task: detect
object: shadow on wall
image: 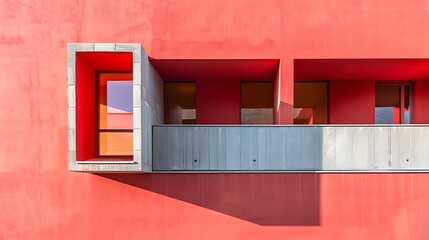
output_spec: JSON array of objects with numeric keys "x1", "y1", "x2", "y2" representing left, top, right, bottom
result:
[{"x1": 98, "y1": 173, "x2": 320, "y2": 226}]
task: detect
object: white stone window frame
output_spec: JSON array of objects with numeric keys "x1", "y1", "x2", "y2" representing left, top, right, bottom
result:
[{"x1": 68, "y1": 43, "x2": 147, "y2": 172}]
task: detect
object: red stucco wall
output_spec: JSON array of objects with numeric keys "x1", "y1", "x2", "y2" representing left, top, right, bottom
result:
[
  {"x1": 413, "y1": 80, "x2": 429, "y2": 123},
  {"x1": 330, "y1": 80, "x2": 375, "y2": 124},
  {"x1": 197, "y1": 79, "x2": 240, "y2": 124},
  {"x1": 2, "y1": 0, "x2": 429, "y2": 239}
]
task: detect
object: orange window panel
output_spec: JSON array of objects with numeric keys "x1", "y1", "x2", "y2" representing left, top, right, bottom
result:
[{"x1": 99, "y1": 132, "x2": 133, "y2": 156}]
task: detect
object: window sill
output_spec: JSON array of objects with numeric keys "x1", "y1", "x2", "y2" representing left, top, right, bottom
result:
[{"x1": 77, "y1": 157, "x2": 135, "y2": 164}]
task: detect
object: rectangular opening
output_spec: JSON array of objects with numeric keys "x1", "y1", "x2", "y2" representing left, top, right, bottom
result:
[
  {"x1": 294, "y1": 82, "x2": 328, "y2": 124},
  {"x1": 240, "y1": 82, "x2": 274, "y2": 124},
  {"x1": 97, "y1": 73, "x2": 133, "y2": 158},
  {"x1": 74, "y1": 51, "x2": 135, "y2": 163},
  {"x1": 164, "y1": 83, "x2": 196, "y2": 124},
  {"x1": 375, "y1": 83, "x2": 412, "y2": 124}
]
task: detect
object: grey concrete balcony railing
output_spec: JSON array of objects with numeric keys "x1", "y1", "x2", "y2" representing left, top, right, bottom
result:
[{"x1": 152, "y1": 125, "x2": 429, "y2": 172}]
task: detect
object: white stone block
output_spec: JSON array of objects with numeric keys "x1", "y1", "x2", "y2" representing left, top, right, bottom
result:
[
  {"x1": 133, "y1": 63, "x2": 141, "y2": 85},
  {"x1": 68, "y1": 43, "x2": 95, "y2": 52},
  {"x1": 133, "y1": 151, "x2": 142, "y2": 165},
  {"x1": 68, "y1": 151, "x2": 77, "y2": 165},
  {"x1": 133, "y1": 84, "x2": 141, "y2": 107},
  {"x1": 133, "y1": 129, "x2": 142, "y2": 151},
  {"x1": 68, "y1": 129, "x2": 76, "y2": 152},
  {"x1": 133, "y1": 107, "x2": 141, "y2": 129},
  {"x1": 68, "y1": 86, "x2": 76, "y2": 108},
  {"x1": 95, "y1": 43, "x2": 116, "y2": 51},
  {"x1": 68, "y1": 108, "x2": 76, "y2": 130},
  {"x1": 67, "y1": 61, "x2": 75, "y2": 85}
]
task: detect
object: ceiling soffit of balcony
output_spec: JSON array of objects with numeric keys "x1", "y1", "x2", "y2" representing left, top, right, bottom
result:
[
  {"x1": 294, "y1": 59, "x2": 429, "y2": 82},
  {"x1": 149, "y1": 58, "x2": 280, "y2": 82}
]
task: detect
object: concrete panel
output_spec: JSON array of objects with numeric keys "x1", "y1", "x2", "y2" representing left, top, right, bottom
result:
[
  {"x1": 284, "y1": 127, "x2": 301, "y2": 170},
  {"x1": 257, "y1": 127, "x2": 271, "y2": 170},
  {"x1": 240, "y1": 127, "x2": 251, "y2": 170},
  {"x1": 414, "y1": 127, "x2": 429, "y2": 168},
  {"x1": 270, "y1": 127, "x2": 286, "y2": 169},
  {"x1": 248, "y1": 128, "x2": 258, "y2": 170},
  {"x1": 335, "y1": 127, "x2": 353, "y2": 169},
  {"x1": 142, "y1": 101, "x2": 151, "y2": 170},
  {"x1": 209, "y1": 127, "x2": 219, "y2": 170},
  {"x1": 322, "y1": 127, "x2": 336, "y2": 170},
  {"x1": 351, "y1": 127, "x2": 371, "y2": 170},
  {"x1": 302, "y1": 127, "x2": 322, "y2": 170},
  {"x1": 184, "y1": 127, "x2": 195, "y2": 170},
  {"x1": 169, "y1": 127, "x2": 184, "y2": 170},
  {"x1": 226, "y1": 127, "x2": 241, "y2": 170},
  {"x1": 373, "y1": 127, "x2": 390, "y2": 169},
  {"x1": 152, "y1": 126, "x2": 167, "y2": 170},
  {"x1": 217, "y1": 127, "x2": 227, "y2": 170},
  {"x1": 392, "y1": 127, "x2": 415, "y2": 169},
  {"x1": 192, "y1": 127, "x2": 201, "y2": 170},
  {"x1": 152, "y1": 125, "x2": 429, "y2": 172},
  {"x1": 199, "y1": 127, "x2": 210, "y2": 170}
]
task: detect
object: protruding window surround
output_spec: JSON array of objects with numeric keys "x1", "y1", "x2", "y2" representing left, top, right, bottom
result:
[{"x1": 67, "y1": 43, "x2": 164, "y2": 172}]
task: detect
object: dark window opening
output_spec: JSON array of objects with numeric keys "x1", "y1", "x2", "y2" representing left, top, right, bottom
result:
[
  {"x1": 240, "y1": 82, "x2": 274, "y2": 124},
  {"x1": 375, "y1": 83, "x2": 412, "y2": 124},
  {"x1": 294, "y1": 82, "x2": 328, "y2": 124},
  {"x1": 164, "y1": 83, "x2": 196, "y2": 124}
]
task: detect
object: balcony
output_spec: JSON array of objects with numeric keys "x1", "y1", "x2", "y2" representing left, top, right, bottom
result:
[
  {"x1": 68, "y1": 45, "x2": 429, "y2": 173},
  {"x1": 153, "y1": 125, "x2": 429, "y2": 172}
]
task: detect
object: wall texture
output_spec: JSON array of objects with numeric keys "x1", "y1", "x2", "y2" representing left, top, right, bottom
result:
[
  {"x1": 330, "y1": 80, "x2": 375, "y2": 124},
  {"x1": 2, "y1": 0, "x2": 429, "y2": 239}
]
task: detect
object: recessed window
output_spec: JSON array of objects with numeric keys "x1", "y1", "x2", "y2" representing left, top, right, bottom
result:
[
  {"x1": 375, "y1": 84, "x2": 411, "y2": 124},
  {"x1": 240, "y1": 82, "x2": 273, "y2": 124},
  {"x1": 98, "y1": 73, "x2": 133, "y2": 157},
  {"x1": 164, "y1": 83, "x2": 196, "y2": 124},
  {"x1": 68, "y1": 43, "x2": 150, "y2": 172},
  {"x1": 294, "y1": 82, "x2": 328, "y2": 124}
]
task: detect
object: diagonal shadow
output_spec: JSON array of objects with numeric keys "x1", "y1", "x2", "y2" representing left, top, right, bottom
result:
[{"x1": 98, "y1": 173, "x2": 320, "y2": 226}]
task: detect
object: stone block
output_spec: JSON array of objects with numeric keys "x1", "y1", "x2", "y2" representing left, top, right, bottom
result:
[
  {"x1": 133, "y1": 129, "x2": 142, "y2": 151},
  {"x1": 67, "y1": 61, "x2": 75, "y2": 85},
  {"x1": 133, "y1": 107, "x2": 141, "y2": 129},
  {"x1": 68, "y1": 86, "x2": 75, "y2": 108},
  {"x1": 94, "y1": 43, "x2": 116, "y2": 51},
  {"x1": 68, "y1": 129, "x2": 76, "y2": 152},
  {"x1": 68, "y1": 43, "x2": 95, "y2": 52},
  {"x1": 133, "y1": 63, "x2": 141, "y2": 85},
  {"x1": 133, "y1": 84, "x2": 141, "y2": 107},
  {"x1": 68, "y1": 108, "x2": 76, "y2": 130}
]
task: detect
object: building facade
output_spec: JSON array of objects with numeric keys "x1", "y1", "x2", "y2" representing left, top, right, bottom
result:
[{"x1": 2, "y1": 0, "x2": 429, "y2": 239}]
